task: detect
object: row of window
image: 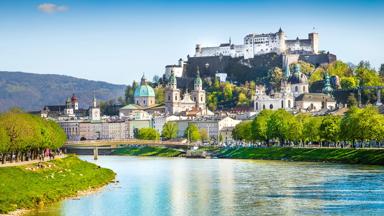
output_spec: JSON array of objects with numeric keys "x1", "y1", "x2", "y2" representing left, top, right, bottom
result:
[{"x1": 255, "y1": 100, "x2": 292, "y2": 111}]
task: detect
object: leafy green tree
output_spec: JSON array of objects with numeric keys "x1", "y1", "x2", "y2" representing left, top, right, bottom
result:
[
  {"x1": 223, "y1": 82, "x2": 233, "y2": 100},
  {"x1": 340, "y1": 77, "x2": 358, "y2": 89},
  {"x1": 267, "y1": 109, "x2": 294, "y2": 145},
  {"x1": 237, "y1": 92, "x2": 248, "y2": 105},
  {"x1": 269, "y1": 67, "x2": 283, "y2": 90},
  {"x1": 199, "y1": 128, "x2": 209, "y2": 142},
  {"x1": 308, "y1": 67, "x2": 325, "y2": 84},
  {"x1": 155, "y1": 86, "x2": 165, "y2": 104},
  {"x1": 137, "y1": 128, "x2": 160, "y2": 140},
  {"x1": 232, "y1": 121, "x2": 252, "y2": 142},
  {"x1": 303, "y1": 116, "x2": 323, "y2": 145},
  {"x1": 251, "y1": 110, "x2": 273, "y2": 143},
  {"x1": 184, "y1": 124, "x2": 200, "y2": 142},
  {"x1": 379, "y1": 64, "x2": 384, "y2": 78},
  {"x1": 327, "y1": 60, "x2": 353, "y2": 78},
  {"x1": 0, "y1": 125, "x2": 10, "y2": 163},
  {"x1": 161, "y1": 122, "x2": 178, "y2": 140},
  {"x1": 125, "y1": 81, "x2": 138, "y2": 104},
  {"x1": 319, "y1": 115, "x2": 341, "y2": 145}
]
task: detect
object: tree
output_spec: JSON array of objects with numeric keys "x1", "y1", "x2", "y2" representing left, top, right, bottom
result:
[
  {"x1": 155, "y1": 86, "x2": 165, "y2": 104},
  {"x1": 0, "y1": 125, "x2": 10, "y2": 163},
  {"x1": 347, "y1": 93, "x2": 358, "y2": 107},
  {"x1": 137, "y1": 128, "x2": 160, "y2": 140},
  {"x1": 269, "y1": 67, "x2": 283, "y2": 90},
  {"x1": 199, "y1": 128, "x2": 209, "y2": 142},
  {"x1": 340, "y1": 77, "x2": 358, "y2": 89},
  {"x1": 302, "y1": 116, "x2": 322, "y2": 145},
  {"x1": 125, "y1": 81, "x2": 138, "y2": 104},
  {"x1": 223, "y1": 82, "x2": 233, "y2": 101},
  {"x1": 379, "y1": 64, "x2": 384, "y2": 78},
  {"x1": 251, "y1": 110, "x2": 273, "y2": 143},
  {"x1": 184, "y1": 124, "x2": 200, "y2": 142},
  {"x1": 232, "y1": 121, "x2": 252, "y2": 142},
  {"x1": 319, "y1": 115, "x2": 341, "y2": 145},
  {"x1": 161, "y1": 122, "x2": 178, "y2": 140},
  {"x1": 267, "y1": 109, "x2": 294, "y2": 145},
  {"x1": 237, "y1": 92, "x2": 248, "y2": 105}
]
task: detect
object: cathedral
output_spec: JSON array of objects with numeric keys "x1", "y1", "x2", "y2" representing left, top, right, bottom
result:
[
  {"x1": 254, "y1": 64, "x2": 336, "y2": 113},
  {"x1": 165, "y1": 68, "x2": 207, "y2": 115}
]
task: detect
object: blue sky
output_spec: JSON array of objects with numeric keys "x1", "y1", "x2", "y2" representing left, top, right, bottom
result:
[{"x1": 0, "y1": 0, "x2": 383, "y2": 84}]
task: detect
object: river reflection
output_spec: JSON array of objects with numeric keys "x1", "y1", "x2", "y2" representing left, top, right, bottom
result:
[{"x1": 27, "y1": 156, "x2": 384, "y2": 216}]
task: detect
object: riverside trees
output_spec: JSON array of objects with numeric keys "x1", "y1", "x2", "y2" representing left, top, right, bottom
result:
[
  {"x1": 0, "y1": 110, "x2": 67, "y2": 164},
  {"x1": 234, "y1": 106, "x2": 384, "y2": 147}
]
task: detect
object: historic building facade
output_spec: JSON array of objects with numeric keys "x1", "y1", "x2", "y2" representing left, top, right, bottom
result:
[
  {"x1": 165, "y1": 69, "x2": 207, "y2": 115},
  {"x1": 253, "y1": 63, "x2": 334, "y2": 113},
  {"x1": 194, "y1": 28, "x2": 319, "y2": 59}
]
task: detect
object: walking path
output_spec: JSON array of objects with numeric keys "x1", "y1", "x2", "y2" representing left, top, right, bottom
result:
[{"x1": 0, "y1": 154, "x2": 65, "y2": 168}]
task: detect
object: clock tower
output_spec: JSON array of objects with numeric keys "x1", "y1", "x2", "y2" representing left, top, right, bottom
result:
[{"x1": 89, "y1": 95, "x2": 101, "y2": 121}]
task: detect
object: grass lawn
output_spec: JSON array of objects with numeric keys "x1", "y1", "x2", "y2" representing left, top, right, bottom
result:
[
  {"x1": 0, "y1": 155, "x2": 115, "y2": 214},
  {"x1": 112, "y1": 146, "x2": 184, "y2": 157},
  {"x1": 217, "y1": 147, "x2": 384, "y2": 165}
]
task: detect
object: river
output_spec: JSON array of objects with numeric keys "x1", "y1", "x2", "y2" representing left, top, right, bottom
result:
[{"x1": 27, "y1": 156, "x2": 384, "y2": 216}]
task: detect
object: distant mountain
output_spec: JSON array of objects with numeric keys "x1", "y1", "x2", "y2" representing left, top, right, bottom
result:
[{"x1": 0, "y1": 71, "x2": 126, "y2": 112}]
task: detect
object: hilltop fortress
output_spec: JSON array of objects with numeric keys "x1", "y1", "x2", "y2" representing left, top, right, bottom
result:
[
  {"x1": 164, "y1": 28, "x2": 336, "y2": 87},
  {"x1": 194, "y1": 28, "x2": 318, "y2": 59}
]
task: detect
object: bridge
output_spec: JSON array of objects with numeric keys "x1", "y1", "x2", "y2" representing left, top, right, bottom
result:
[
  {"x1": 64, "y1": 139, "x2": 189, "y2": 159},
  {"x1": 65, "y1": 139, "x2": 189, "y2": 148}
]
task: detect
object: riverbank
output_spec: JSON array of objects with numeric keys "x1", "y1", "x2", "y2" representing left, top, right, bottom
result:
[
  {"x1": 111, "y1": 146, "x2": 384, "y2": 165},
  {"x1": 112, "y1": 146, "x2": 184, "y2": 157},
  {"x1": 0, "y1": 155, "x2": 115, "y2": 214},
  {"x1": 216, "y1": 147, "x2": 384, "y2": 165}
]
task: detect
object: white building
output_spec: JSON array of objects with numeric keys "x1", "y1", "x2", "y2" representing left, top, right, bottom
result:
[
  {"x1": 164, "y1": 58, "x2": 186, "y2": 79},
  {"x1": 194, "y1": 28, "x2": 319, "y2": 59}
]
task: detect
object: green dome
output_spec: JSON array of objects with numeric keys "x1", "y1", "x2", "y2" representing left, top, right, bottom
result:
[
  {"x1": 134, "y1": 84, "x2": 155, "y2": 97},
  {"x1": 194, "y1": 68, "x2": 202, "y2": 86}
]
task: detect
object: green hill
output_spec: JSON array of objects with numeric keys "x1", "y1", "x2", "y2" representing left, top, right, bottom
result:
[{"x1": 0, "y1": 71, "x2": 126, "y2": 112}]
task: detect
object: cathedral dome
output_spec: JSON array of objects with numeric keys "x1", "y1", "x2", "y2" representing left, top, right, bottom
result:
[{"x1": 134, "y1": 75, "x2": 155, "y2": 97}]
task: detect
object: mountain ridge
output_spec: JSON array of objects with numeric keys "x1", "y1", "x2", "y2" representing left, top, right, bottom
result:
[{"x1": 0, "y1": 71, "x2": 126, "y2": 112}]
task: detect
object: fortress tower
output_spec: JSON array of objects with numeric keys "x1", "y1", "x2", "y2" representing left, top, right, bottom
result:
[
  {"x1": 278, "y1": 27, "x2": 286, "y2": 53},
  {"x1": 308, "y1": 32, "x2": 319, "y2": 54}
]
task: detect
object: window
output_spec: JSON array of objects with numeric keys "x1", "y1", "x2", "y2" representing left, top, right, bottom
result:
[
  {"x1": 303, "y1": 86, "x2": 306, "y2": 92},
  {"x1": 256, "y1": 102, "x2": 259, "y2": 110},
  {"x1": 281, "y1": 100, "x2": 284, "y2": 108},
  {"x1": 136, "y1": 100, "x2": 139, "y2": 105},
  {"x1": 175, "y1": 96, "x2": 178, "y2": 100},
  {"x1": 270, "y1": 104, "x2": 273, "y2": 109},
  {"x1": 263, "y1": 104, "x2": 266, "y2": 110},
  {"x1": 288, "y1": 100, "x2": 291, "y2": 108},
  {"x1": 295, "y1": 86, "x2": 298, "y2": 92},
  {"x1": 201, "y1": 97, "x2": 203, "y2": 102},
  {"x1": 168, "y1": 96, "x2": 170, "y2": 101},
  {"x1": 144, "y1": 100, "x2": 146, "y2": 105}
]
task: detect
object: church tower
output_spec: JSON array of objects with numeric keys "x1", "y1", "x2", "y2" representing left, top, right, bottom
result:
[
  {"x1": 165, "y1": 70, "x2": 180, "y2": 114},
  {"x1": 89, "y1": 94, "x2": 101, "y2": 121},
  {"x1": 64, "y1": 96, "x2": 74, "y2": 116},
  {"x1": 191, "y1": 67, "x2": 206, "y2": 112}
]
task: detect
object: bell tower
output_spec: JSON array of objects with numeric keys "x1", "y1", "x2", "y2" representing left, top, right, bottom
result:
[
  {"x1": 192, "y1": 67, "x2": 206, "y2": 112},
  {"x1": 165, "y1": 70, "x2": 180, "y2": 114}
]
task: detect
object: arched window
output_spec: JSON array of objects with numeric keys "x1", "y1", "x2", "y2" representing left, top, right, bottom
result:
[
  {"x1": 303, "y1": 86, "x2": 306, "y2": 92},
  {"x1": 168, "y1": 96, "x2": 170, "y2": 101},
  {"x1": 136, "y1": 100, "x2": 139, "y2": 105},
  {"x1": 144, "y1": 100, "x2": 146, "y2": 105},
  {"x1": 310, "y1": 103, "x2": 314, "y2": 110},
  {"x1": 295, "y1": 86, "x2": 298, "y2": 92},
  {"x1": 281, "y1": 100, "x2": 284, "y2": 108},
  {"x1": 270, "y1": 104, "x2": 273, "y2": 109},
  {"x1": 256, "y1": 102, "x2": 259, "y2": 110},
  {"x1": 175, "y1": 95, "x2": 178, "y2": 100},
  {"x1": 263, "y1": 104, "x2": 266, "y2": 110},
  {"x1": 288, "y1": 100, "x2": 291, "y2": 108},
  {"x1": 201, "y1": 97, "x2": 203, "y2": 102}
]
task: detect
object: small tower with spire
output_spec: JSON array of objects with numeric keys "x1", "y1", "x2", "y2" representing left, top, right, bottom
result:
[
  {"x1": 89, "y1": 93, "x2": 101, "y2": 121},
  {"x1": 165, "y1": 69, "x2": 181, "y2": 114},
  {"x1": 322, "y1": 72, "x2": 333, "y2": 95},
  {"x1": 192, "y1": 66, "x2": 206, "y2": 112},
  {"x1": 64, "y1": 96, "x2": 74, "y2": 116}
]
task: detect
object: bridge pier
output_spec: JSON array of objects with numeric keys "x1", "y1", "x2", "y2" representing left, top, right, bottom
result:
[
  {"x1": 93, "y1": 147, "x2": 98, "y2": 160},
  {"x1": 376, "y1": 89, "x2": 382, "y2": 106}
]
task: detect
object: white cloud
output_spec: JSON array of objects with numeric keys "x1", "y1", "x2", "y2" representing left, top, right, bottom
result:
[{"x1": 37, "y1": 3, "x2": 69, "y2": 14}]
